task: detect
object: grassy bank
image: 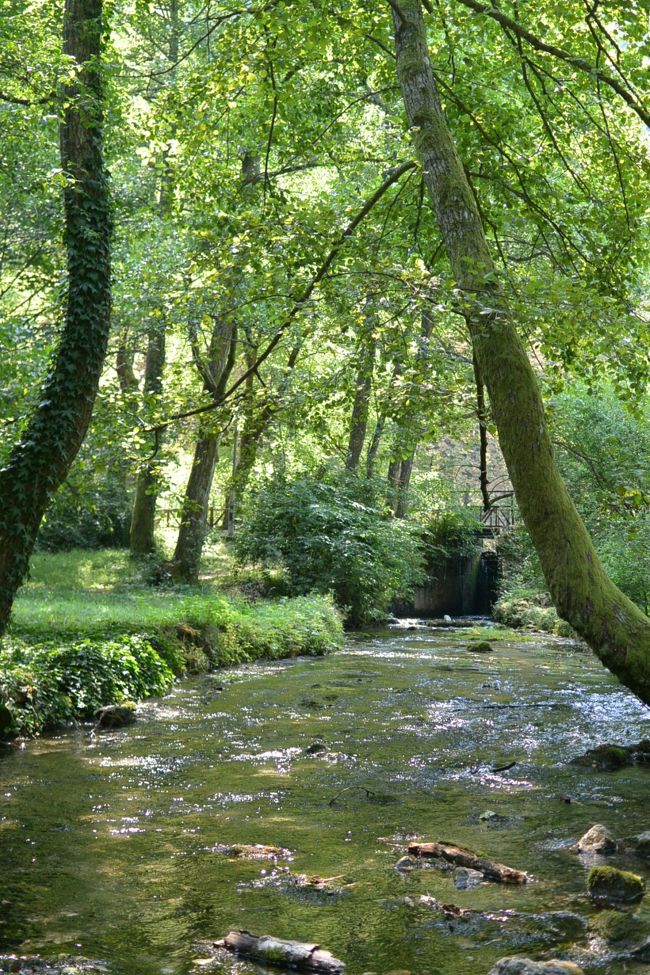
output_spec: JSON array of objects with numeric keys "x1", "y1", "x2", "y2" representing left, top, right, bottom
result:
[{"x1": 0, "y1": 550, "x2": 343, "y2": 737}]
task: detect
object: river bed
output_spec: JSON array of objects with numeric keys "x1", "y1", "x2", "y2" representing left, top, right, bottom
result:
[{"x1": 1, "y1": 623, "x2": 649, "y2": 975}]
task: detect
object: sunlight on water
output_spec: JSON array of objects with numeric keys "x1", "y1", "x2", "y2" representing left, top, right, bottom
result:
[{"x1": 1, "y1": 627, "x2": 649, "y2": 975}]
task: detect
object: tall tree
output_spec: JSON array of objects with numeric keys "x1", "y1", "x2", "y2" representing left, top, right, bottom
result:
[
  {"x1": 390, "y1": 0, "x2": 650, "y2": 702},
  {"x1": 172, "y1": 318, "x2": 236, "y2": 583},
  {"x1": 0, "y1": 0, "x2": 111, "y2": 633}
]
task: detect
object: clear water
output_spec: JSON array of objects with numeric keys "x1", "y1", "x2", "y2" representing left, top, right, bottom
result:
[{"x1": 1, "y1": 625, "x2": 649, "y2": 975}]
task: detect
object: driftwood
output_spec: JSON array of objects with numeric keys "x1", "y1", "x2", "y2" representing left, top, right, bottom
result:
[
  {"x1": 216, "y1": 931, "x2": 345, "y2": 973},
  {"x1": 408, "y1": 841, "x2": 530, "y2": 884}
]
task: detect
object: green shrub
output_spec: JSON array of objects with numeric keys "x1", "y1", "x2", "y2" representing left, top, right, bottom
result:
[
  {"x1": 420, "y1": 508, "x2": 483, "y2": 565},
  {"x1": 235, "y1": 472, "x2": 425, "y2": 625},
  {"x1": 0, "y1": 635, "x2": 174, "y2": 736}
]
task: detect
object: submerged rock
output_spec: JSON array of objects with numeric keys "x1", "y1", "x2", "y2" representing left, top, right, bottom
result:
[
  {"x1": 571, "y1": 740, "x2": 650, "y2": 771},
  {"x1": 0, "y1": 957, "x2": 109, "y2": 974},
  {"x1": 413, "y1": 897, "x2": 585, "y2": 948},
  {"x1": 210, "y1": 843, "x2": 293, "y2": 861},
  {"x1": 468, "y1": 641, "x2": 494, "y2": 653},
  {"x1": 625, "y1": 830, "x2": 650, "y2": 859},
  {"x1": 240, "y1": 870, "x2": 351, "y2": 904},
  {"x1": 453, "y1": 866, "x2": 484, "y2": 889},
  {"x1": 94, "y1": 703, "x2": 136, "y2": 728},
  {"x1": 587, "y1": 865, "x2": 645, "y2": 906},
  {"x1": 488, "y1": 961, "x2": 583, "y2": 975},
  {"x1": 575, "y1": 824, "x2": 617, "y2": 855},
  {"x1": 303, "y1": 741, "x2": 328, "y2": 756},
  {"x1": 588, "y1": 909, "x2": 646, "y2": 944}
]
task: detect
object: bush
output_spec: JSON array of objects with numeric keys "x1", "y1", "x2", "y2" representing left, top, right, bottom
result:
[
  {"x1": 420, "y1": 508, "x2": 483, "y2": 566},
  {"x1": 0, "y1": 635, "x2": 174, "y2": 736},
  {"x1": 235, "y1": 472, "x2": 425, "y2": 625}
]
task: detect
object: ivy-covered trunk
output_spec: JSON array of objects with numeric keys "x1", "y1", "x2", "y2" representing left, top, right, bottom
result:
[
  {"x1": 0, "y1": 0, "x2": 111, "y2": 634},
  {"x1": 391, "y1": 0, "x2": 650, "y2": 703}
]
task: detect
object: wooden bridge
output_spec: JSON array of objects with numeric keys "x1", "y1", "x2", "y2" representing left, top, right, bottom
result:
[{"x1": 469, "y1": 493, "x2": 518, "y2": 537}]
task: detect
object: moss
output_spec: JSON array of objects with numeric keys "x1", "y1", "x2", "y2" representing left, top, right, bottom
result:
[
  {"x1": 587, "y1": 866, "x2": 645, "y2": 905},
  {"x1": 572, "y1": 743, "x2": 631, "y2": 771}
]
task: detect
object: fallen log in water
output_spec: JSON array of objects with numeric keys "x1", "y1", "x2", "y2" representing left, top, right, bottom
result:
[
  {"x1": 216, "y1": 931, "x2": 345, "y2": 972},
  {"x1": 407, "y1": 841, "x2": 530, "y2": 883}
]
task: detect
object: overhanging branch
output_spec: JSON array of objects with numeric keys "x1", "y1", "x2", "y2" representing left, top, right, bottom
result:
[
  {"x1": 147, "y1": 160, "x2": 417, "y2": 432},
  {"x1": 455, "y1": 0, "x2": 650, "y2": 128}
]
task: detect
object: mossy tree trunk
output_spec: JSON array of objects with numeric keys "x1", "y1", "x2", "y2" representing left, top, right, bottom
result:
[
  {"x1": 391, "y1": 0, "x2": 650, "y2": 703},
  {"x1": 0, "y1": 0, "x2": 111, "y2": 634}
]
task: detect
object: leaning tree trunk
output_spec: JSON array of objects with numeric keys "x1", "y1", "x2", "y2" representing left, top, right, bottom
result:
[
  {"x1": 0, "y1": 0, "x2": 111, "y2": 634},
  {"x1": 391, "y1": 0, "x2": 650, "y2": 702}
]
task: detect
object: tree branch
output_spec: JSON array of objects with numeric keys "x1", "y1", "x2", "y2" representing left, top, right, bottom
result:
[
  {"x1": 455, "y1": 0, "x2": 650, "y2": 127},
  {"x1": 147, "y1": 160, "x2": 417, "y2": 432}
]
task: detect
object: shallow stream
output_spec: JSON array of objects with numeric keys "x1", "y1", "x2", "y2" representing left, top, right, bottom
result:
[{"x1": 1, "y1": 624, "x2": 650, "y2": 975}]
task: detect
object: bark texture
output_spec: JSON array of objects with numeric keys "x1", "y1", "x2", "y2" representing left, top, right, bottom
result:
[
  {"x1": 172, "y1": 320, "x2": 236, "y2": 582},
  {"x1": 345, "y1": 303, "x2": 376, "y2": 470},
  {"x1": 0, "y1": 0, "x2": 111, "y2": 633},
  {"x1": 391, "y1": 0, "x2": 650, "y2": 702},
  {"x1": 129, "y1": 320, "x2": 166, "y2": 555}
]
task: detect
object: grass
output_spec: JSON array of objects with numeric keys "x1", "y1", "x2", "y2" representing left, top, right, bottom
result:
[{"x1": 1, "y1": 548, "x2": 343, "y2": 737}]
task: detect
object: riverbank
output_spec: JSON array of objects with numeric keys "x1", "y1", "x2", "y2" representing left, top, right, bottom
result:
[{"x1": 0, "y1": 550, "x2": 343, "y2": 737}]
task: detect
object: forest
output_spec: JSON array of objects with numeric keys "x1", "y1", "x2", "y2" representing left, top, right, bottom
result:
[{"x1": 0, "y1": 0, "x2": 649, "y2": 973}]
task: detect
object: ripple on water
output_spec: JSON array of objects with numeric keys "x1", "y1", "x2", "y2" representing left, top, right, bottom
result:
[{"x1": 1, "y1": 630, "x2": 650, "y2": 975}]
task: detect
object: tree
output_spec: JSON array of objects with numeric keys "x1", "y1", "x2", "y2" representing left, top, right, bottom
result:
[
  {"x1": 390, "y1": 0, "x2": 650, "y2": 702},
  {"x1": 0, "y1": 0, "x2": 111, "y2": 633}
]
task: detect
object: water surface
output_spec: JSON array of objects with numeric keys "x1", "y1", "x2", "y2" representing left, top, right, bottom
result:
[{"x1": 1, "y1": 624, "x2": 649, "y2": 974}]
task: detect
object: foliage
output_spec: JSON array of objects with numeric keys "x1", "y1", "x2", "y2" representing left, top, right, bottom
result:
[
  {"x1": 37, "y1": 467, "x2": 131, "y2": 552},
  {"x1": 235, "y1": 472, "x2": 425, "y2": 624},
  {"x1": 1, "y1": 548, "x2": 343, "y2": 736},
  {"x1": 420, "y1": 508, "x2": 483, "y2": 566},
  {"x1": 0, "y1": 634, "x2": 173, "y2": 736}
]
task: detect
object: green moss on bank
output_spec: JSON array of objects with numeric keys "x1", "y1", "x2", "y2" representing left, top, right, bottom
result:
[
  {"x1": 1, "y1": 586, "x2": 343, "y2": 737},
  {"x1": 493, "y1": 594, "x2": 574, "y2": 637}
]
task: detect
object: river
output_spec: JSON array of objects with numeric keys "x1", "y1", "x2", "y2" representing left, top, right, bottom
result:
[{"x1": 1, "y1": 623, "x2": 649, "y2": 975}]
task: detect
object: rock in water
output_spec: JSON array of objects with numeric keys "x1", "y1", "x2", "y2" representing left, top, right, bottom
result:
[
  {"x1": 576, "y1": 824, "x2": 617, "y2": 854},
  {"x1": 469, "y1": 641, "x2": 493, "y2": 653},
  {"x1": 453, "y1": 867, "x2": 484, "y2": 889},
  {"x1": 488, "y1": 961, "x2": 584, "y2": 974},
  {"x1": 216, "y1": 932, "x2": 345, "y2": 973},
  {"x1": 94, "y1": 703, "x2": 136, "y2": 728},
  {"x1": 626, "y1": 831, "x2": 650, "y2": 859},
  {"x1": 587, "y1": 866, "x2": 645, "y2": 906}
]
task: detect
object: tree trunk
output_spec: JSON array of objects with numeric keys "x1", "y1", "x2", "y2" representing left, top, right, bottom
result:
[
  {"x1": 345, "y1": 302, "x2": 376, "y2": 470},
  {"x1": 129, "y1": 3, "x2": 178, "y2": 556},
  {"x1": 129, "y1": 321, "x2": 166, "y2": 555},
  {"x1": 391, "y1": 0, "x2": 650, "y2": 703},
  {"x1": 172, "y1": 320, "x2": 236, "y2": 582},
  {"x1": 172, "y1": 429, "x2": 220, "y2": 583},
  {"x1": 394, "y1": 457, "x2": 414, "y2": 518},
  {"x1": 473, "y1": 350, "x2": 491, "y2": 513},
  {"x1": 0, "y1": 0, "x2": 111, "y2": 634}
]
